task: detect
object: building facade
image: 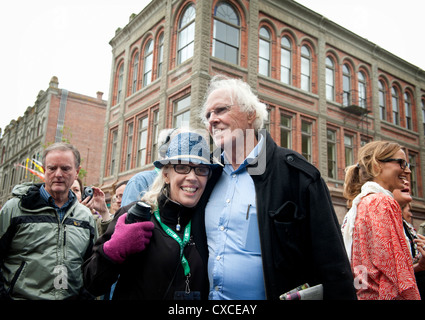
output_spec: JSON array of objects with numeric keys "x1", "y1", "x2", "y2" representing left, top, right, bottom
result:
[
  {"x1": 100, "y1": 0, "x2": 425, "y2": 228},
  {"x1": 0, "y1": 76, "x2": 107, "y2": 206}
]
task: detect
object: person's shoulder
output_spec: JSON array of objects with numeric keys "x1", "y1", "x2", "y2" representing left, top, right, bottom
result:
[
  {"x1": 74, "y1": 201, "x2": 95, "y2": 219},
  {"x1": 276, "y1": 147, "x2": 320, "y2": 180},
  {"x1": 131, "y1": 169, "x2": 158, "y2": 182},
  {"x1": 360, "y1": 192, "x2": 399, "y2": 214},
  {"x1": 365, "y1": 192, "x2": 398, "y2": 207}
]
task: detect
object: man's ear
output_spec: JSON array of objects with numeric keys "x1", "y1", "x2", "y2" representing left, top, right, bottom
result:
[
  {"x1": 247, "y1": 110, "x2": 256, "y2": 124},
  {"x1": 76, "y1": 166, "x2": 81, "y2": 179}
]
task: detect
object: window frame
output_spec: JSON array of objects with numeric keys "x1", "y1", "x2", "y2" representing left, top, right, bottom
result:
[
  {"x1": 408, "y1": 152, "x2": 418, "y2": 197},
  {"x1": 358, "y1": 71, "x2": 367, "y2": 109},
  {"x1": 301, "y1": 120, "x2": 312, "y2": 162},
  {"x1": 157, "y1": 32, "x2": 164, "y2": 78},
  {"x1": 378, "y1": 80, "x2": 387, "y2": 121},
  {"x1": 115, "y1": 62, "x2": 124, "y2": 105},
  {"x1": 136, "y1": 115, "x2": 149, "y2": 167},
  {"x1": 131, "y1": 51, "x2": 140, "y2": 95},
  {"x1": 173, "y1": 95, "x2": 191, "y2": 128},
  {"x1": 325, "y1": 56, "x2": 335, "y2": 101},
  {"x1": 404, "y1": 92, "x2": 412, "y2": 130},
  {"x1": 300, "y1": 45, "x2": 311, "y2": 92},
  {"x1": 212, "y1": 2, "x2": 240, "y2": 65},
  {"x1": 342, "y1": 64, "x2": 352, "y2": 107},
  {"x1": 108, "y1": 128, "x2": 118, "y2": 176},
  {"x1": 143, "y1": 39, "x2": 154, "y2": 87},
  {"x1": 421, "y1": 98, "x2": 425, "y2": 135},
  {"x1": 344, "y1": 134, "x2": 354, "y2": 167},
  {"x1": 280, "y1": 36, "x2": 292, "y2": 85},
  {"x1": 125, "y1": 121, "x2": 134, "y2": 171},
  {"x1": 391, "y1": 86, "x2": 400, "y2": 126},
  {"x1": 177, "y1": 4, "x2": 196, "y2": 65},
  {"x1": 327, "y1": 128, "x2": 337, "y2": 179},
  {"x1": 279, "y1": 113, "x2": 292, "y2": 149},
  {"x1": 259, "y1": 27, "x2": 271, "y2": 77}
]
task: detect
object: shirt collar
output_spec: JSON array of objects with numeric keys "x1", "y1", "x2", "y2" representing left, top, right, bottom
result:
[
  {"x1": 40, "y1": 184, "x2": 75, "y2": 208},
  {"x1": 222, "y1": 134, "x2": 264, "y2": 175}
]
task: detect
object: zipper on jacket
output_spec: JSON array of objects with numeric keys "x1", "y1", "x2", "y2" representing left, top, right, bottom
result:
[
  {"x1": 63, "y1": 225, "x2": 66, "y2": 246},
  {"x1": 63, "y1": 225, "x2": 67, "y2": 259},
  {"x1": 7, "y1": 261, "x2": 26, "y2": 296}
]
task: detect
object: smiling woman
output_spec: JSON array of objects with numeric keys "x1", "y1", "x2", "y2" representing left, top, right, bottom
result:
[
  {"x1": 83, "y1": 130, "x2": 220, "y2": 300},
  {"x1": 341, "y1": 140, "x2": 420, "y2": 300}
]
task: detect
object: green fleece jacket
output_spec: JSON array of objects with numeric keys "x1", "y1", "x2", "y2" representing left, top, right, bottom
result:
[{"x1": 0, "y1": 183, "x2": 97, "y2": 300}]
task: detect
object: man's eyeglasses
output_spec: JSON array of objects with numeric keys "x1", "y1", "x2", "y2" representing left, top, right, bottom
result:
[
  {"x1": 380, "y1": 158, "x2": 410, "y2": 170},
  {"x1": 205, "y1": 105, "x2": 233, "y2": 121},
  {"x1": 173, "y1": 164, "x2": 211, "y2": 176}
]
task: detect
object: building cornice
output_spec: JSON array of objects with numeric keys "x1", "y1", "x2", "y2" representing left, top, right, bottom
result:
[
  {"x1": 109, "y1": 0, "x2": 166, "y2": 49},
  {"x1": 269, "y1": 0, "x2": 424, "y2": 82}
]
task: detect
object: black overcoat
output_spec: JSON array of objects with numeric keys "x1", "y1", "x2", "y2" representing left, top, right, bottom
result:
[{"x1": 192, "y1": 131, "x2": 357, "y2": 300}]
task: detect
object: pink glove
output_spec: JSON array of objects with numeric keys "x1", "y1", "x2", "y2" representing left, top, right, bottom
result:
[{"x1": 103, "y1": 213, "x2": 154, "y2": 263}]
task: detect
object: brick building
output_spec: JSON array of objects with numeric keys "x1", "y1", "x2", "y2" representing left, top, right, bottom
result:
[
  {"x1": 100, "y1": 0, "x2": 425, "y2": 228},
  {"x1": 0, "y1": 76, "x2": 107, "y2": 206}
]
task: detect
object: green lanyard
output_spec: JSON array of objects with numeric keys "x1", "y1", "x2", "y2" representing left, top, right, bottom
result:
[{"x1": 153, "y1": 207, "x2": 191, "y2": 277}]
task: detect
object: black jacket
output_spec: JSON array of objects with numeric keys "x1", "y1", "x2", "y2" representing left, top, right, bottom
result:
[
  {"x1": 82, "y1": 194, "x2": 208, "y2": 300},
  {"x1": 192, "y1": 131, "x2": 357, "y2": 300}
]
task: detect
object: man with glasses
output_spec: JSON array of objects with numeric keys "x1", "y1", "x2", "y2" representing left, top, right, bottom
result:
[{"x1": 193, "y1": 75, "x2": 356, "y2": 300}]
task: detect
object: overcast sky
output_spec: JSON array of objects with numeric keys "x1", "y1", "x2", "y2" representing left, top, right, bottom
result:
[{"x1": 1, "y1": 0, "x2": 424, "y2": 134}]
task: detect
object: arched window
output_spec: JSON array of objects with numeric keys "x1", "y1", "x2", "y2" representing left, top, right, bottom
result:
[
  {"x1": 358, "y1": 71, "x2": 367, "y2": 108},
  {"x1": 325, "y1": 57, "x2": 335, "y2": 101},
  {"x1": 143, "y1": 39, "x2": 153, "y2": 87},
  {"x1": 378, "y1": 80, "x2": 386, "y2": 120},
  {"x1": 391, "y1": 87, "x2": 400, "y2": 125},
  {"x1": 300, "y1": 45, "x2": 311, "y2": 92},
  {"x1": 178, "y1": 4, "x2": 195, "y2": 65},
  {"x1": 131, "y1": 51, "x2": 139, "y2": 94},
  {"x1": 157, "y1": 33, "x2": 164, "y2": 77},
  {"x1": 404, "y1": 92, "x2": 412, "y2": 130},
  {"x1": 259, "y1": 27, "x2": 271, "y2": 76},
  {"x1": 422, "y1": 98, "x2": 425, "y2": 134},
  {"x1": 1, "y1": 146, "x2": 5, "y2": 164},
  {"x1": 342, "y1": 64, "x2": 351, "y2": 106},
  {"x1": 116, "y1": 63, "x2": 124, "y2": 104},
  {"x1": 281, "y1": 36, "x2": 292, "y2": 84},
  {"x1": 213, "y1": 3, "x2": 240, "y2": 64}
]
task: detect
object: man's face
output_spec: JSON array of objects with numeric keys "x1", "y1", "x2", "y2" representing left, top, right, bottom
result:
[
  {"x1": 115, "y1": 184, "x2": 126, "y2": 207},
  {"x1": 204, "y1": 88, "x2": 255, "y2": 150},
  {"x1": 43, "y1": 150, "x2": 80, "y2": 199}
]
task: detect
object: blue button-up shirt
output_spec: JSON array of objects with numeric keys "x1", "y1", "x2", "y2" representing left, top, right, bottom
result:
[
  {"x1": 40, "y1": 185, "x2": 75, "y2": 222},
  {"x1": 205, "y1": 136, "x2": 266, "y2": 300}
]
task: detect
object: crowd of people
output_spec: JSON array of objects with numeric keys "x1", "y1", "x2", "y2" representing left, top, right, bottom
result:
[{"x1": 0, "y1": 75, "x2": 424, "y2": 300}]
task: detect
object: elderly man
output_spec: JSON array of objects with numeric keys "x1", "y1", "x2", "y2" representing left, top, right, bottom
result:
[
  {"x1": 192, "y1": 75, "x2": 356, "y2": 300},
  {"x1": 0, "y1": 142, "x2": 97, "y2": 300}
]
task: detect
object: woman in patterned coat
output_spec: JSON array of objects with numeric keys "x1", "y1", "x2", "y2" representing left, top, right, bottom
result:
[{"x1": 341, "y1": 141, "x2": 421, "y2": 300}]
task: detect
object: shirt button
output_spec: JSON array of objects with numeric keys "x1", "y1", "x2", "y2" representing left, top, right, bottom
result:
[
  {"x1": 215, "y1": 286, "x2": 220, "y2": 291},
  {"x1": 226, "y1": 199, "x2": 230, "y2": 203},
  {"x1": 232, "y1": 174, "x2": 236, "y2": 178},
  {"x1": 219, "y1": 226, "x2": 225, "y2": 231},
  {"x1": 216, "y1": 255, "x2": 221, "y2": 261}
]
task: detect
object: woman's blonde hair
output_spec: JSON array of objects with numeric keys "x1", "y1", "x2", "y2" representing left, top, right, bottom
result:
[
  {"x1": 343, "y1": 140, "x2": 402, "y2": 208},
  {"x1": 140, "y1": 165, "x2": 171, "y2": 211}
]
